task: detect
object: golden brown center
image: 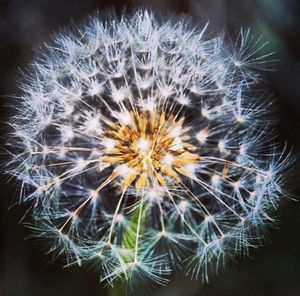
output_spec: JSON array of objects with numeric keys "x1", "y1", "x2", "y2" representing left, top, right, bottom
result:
[{"x1": 100, "y1": 111, "x2": 200, "y2": 190}]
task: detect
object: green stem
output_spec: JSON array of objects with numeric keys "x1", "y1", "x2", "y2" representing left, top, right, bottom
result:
[{"x1": 108, "y1": 201, "x2": 148, "y2": 296}]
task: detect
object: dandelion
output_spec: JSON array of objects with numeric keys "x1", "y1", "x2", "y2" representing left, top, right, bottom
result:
[{"x1": 7, "y1": 10, "x2": 291, "y2": 287}]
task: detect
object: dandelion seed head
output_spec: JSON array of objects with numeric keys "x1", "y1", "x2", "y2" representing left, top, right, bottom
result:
[
  {"x1": 196, "y1": 129, "x2": 209, "y2": 145},
  {"x1": 211, "y1": 174, "x2": 221, "y2": 187},
  {"x1": 7, "y1": 10, "x2": 292, "y2": 286},
  {"x1": 178, "y1": 200, "x2": 189, "y2": 213}
]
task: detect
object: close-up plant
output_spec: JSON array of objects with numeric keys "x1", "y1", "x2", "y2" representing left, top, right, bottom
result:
[{"x1": 1, "y1": 1, "x2": 300, "y2": 296}]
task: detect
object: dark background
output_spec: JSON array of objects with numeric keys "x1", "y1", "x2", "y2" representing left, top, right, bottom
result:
[{"x1": 1, "y1": 0, "x2": 300, "y2": 295}]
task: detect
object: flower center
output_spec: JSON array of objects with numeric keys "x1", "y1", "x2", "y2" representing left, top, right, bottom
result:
[{"x1": 101, "y1": 111, "x2": 200, "y2": 190}]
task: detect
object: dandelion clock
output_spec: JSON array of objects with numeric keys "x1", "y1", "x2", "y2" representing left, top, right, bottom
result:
[{"x1": 6, "y1": 10, "x2": 292, "y2": 292}]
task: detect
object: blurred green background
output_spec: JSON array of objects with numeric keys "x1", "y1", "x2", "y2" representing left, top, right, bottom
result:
[{"x1": 1, "y1": 0, "x2": 300, "y2": 295}]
